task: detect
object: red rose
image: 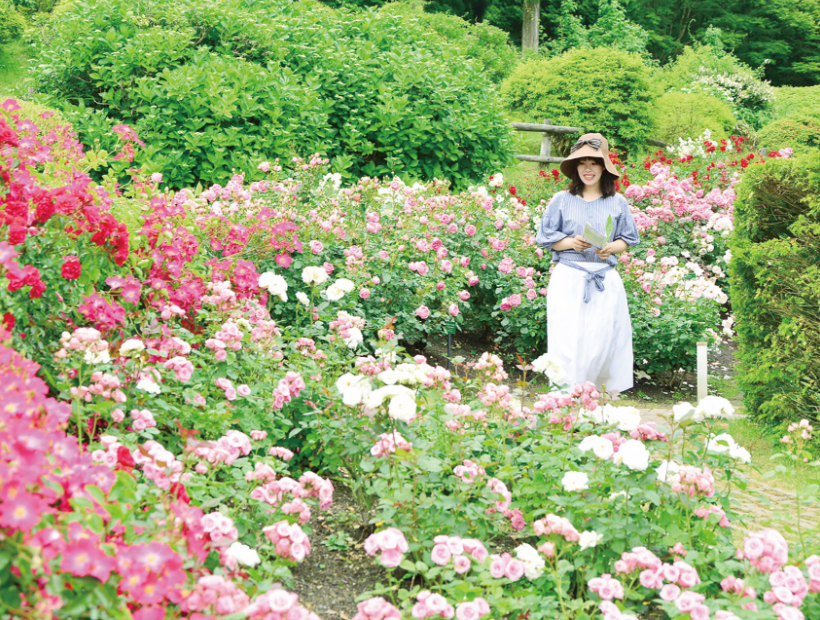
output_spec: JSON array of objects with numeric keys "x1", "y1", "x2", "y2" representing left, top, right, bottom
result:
[
  {"x1": 61, "y1": 255, "x2": 82, "y2": 280},
  {"x1": 8, "y1": 222, "x2": 26, "y2": 245},
  {"x1": 1, "y1": 313, "x2": 13, "y2": 330},
  {"x1": 116, "y1": 445, "x2": 135, "y2": 469}
]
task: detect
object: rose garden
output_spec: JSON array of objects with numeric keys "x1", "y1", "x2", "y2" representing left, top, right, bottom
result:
[{"x1": 1, "y1": 0, "x2": 819, "y2": 618}]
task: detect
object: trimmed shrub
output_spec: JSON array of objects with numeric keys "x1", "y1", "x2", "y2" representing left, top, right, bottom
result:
[
  {"x1": 755, "y1": 115, "x2": 820, "y2": 154},
  {"x1": 772, "y1": 85, "x2": 820, "y2": 120},
  {"x1": 30, "y1": 0, "x2": 513, "y2": 189},
  {"x1": 0, "y1": 0, "x2": 25, "y2": 43},
  {"x1": 10, "y1": 98, "x2": 67, "y2": 133},
  {"x1": 500, "y1": 47, "x2": 657, "y2": 157},
  {"x1": 729, "y1": 152, "x2": 820, "y2": 425},
  {"x1": 649, "y1": 91, "x2": 736, "y2": 144}
]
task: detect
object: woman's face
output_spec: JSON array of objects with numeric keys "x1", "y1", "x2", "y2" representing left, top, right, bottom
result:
[{"x1": 576, "y1": 158, "x2": 603, "y2": 188}]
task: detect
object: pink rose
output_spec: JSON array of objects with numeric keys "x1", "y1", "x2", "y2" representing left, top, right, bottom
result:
[
  {"x1": 238, "y1": 384, "x2": 251, "y2": 397},
  {"x1": 359, "y1": 288, "x2": 371, "y2": 299},
  {"x1": 225, "y1": 387, "x2": 237, "y2": 401},
  {"x1": 431, "y1": 544, "x2": 452, "y2": 566},
  {"x1": 504, "y1": 559, "x2": 525, "y2": 581},
  {"x1": 448, "y1": 304, "x2": 459, "y2": 316},
  {"x1": 489, "y1": 558, "x2": 506, "y2": 579},
  {"x1": 416, "y1": 306, "x2": 431, "y2": 320},
  {"x1": 465, "y1": 225, "x2": 477, "y2": 236},
  {"x1": 660, "y1": 584, "x2": 681, "y2": 602},
  {"x1": 456, "y1": 602, "x2": 479, "y2": 620},
  {"x1": 309, "y1": 240, "x2": 324, "y2": 254},
  {"x1": 453, "y1": 555, "x2": 471, "y2": 574},
  {"x1": 459, "y1": 291, "x2": 471, "y2": 301},
  {"x1": 111, "y1": 408, "x2": 125, "y2": 422}
]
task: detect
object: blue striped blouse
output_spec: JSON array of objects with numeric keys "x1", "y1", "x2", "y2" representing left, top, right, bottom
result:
[{"x1": 535, "y1": 190, "x2": 641, "y2": 265}]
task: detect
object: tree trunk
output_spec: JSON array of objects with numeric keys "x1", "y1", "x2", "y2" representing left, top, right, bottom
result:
[{"x1": 522, "y1": 0, "x2": 540, "y2": 51}]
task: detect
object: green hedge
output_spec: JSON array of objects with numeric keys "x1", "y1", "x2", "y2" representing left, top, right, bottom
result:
[
  {"x1": 772, "y1": 85, "x2": 820, "y2": 120},
  {"x1": 756, "y1": 115, "x2": 820, "y2": 155},
  {"x1": 649, "y1": 91, "x2": 737, "y2": 143},
  {"x1": 729, "y1": 152, "x2": 820, "y2": 425},
  {"x1": 31, "y1": 0, "x2": 513, "y2": 189},
  {"x1": 500, "y1": 47, "x2": 656, "y2": 157}
]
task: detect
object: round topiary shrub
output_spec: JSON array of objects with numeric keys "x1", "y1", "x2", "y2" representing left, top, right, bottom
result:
[
  {"x1": 649, "y1": 91, "x2": 737, "y2": 143},
  {"x1": 0, "y1": 0, "x2": 25, "y2": 44},
  {"x1": 500, "y1": 47, "x2": 657, "y2": 157},
  {"x1": 755, "y1": 115, "x2": 820, "y2": 154}
]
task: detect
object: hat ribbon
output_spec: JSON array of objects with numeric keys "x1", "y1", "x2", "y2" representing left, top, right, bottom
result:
[{"x1": 570, "y1": 138, "x2": 603, "y2": 153}]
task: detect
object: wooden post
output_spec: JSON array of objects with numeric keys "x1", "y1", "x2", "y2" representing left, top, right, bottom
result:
[
  {"x1": 539, "y1": 118, "x2": 552, "y2": 171},
  {"x1": 522, "y1": 0, "x2": 539, "y2": 52}
]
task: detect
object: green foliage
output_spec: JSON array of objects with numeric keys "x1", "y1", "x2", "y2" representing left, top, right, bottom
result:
[
  {"x1": 649, "y1": 91, "x2": 737, "y2": 144},
  {"x1": 500, "y1": 47, "x2": 657, "y2": 156},
  {"x1": 756, "y1": 116, "x2": 820, "y2": 155},
  {"x1": 772, "y1": 86, "x2": 820, "y2": 121},
  {"x1": 0, "y1": 0, "x2": 25, "y2": 43},
  {"x1": 379, "y1": 2, "x2": 518, "y2": 83},
  {"x1": 7, "y1": 97, "x2": 66, "y2": 131},
  {"x1": 729, "y1": 152, "x2": 820, "y2": 424},
  {"x1": 546, "y1": 0, "x2": 649, "y2": 57},
  {"x1": 30, "y1": 0, "x2": 513, "y2": 189},
  {"x1": 659, "y1": 36, "x2": 775, "y2": 130}
]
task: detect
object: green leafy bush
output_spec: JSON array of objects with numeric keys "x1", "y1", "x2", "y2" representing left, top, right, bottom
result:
[
  {"x1": 649, "y1": 91, "x2": 736, "y2": 144},
  {"x1": 729, "y1": 152, "x2": 820, "y2": 425},
  {"x1": 500, "y1": 47, "x2": 657, "y2": 157},
  {"x1": 755, "y1": 115, "x2": 820, "y2": 154},
  {"x1": 379, "y1": 3, "x2": 517, "y2": 83},
  {"x1": 0, "y1": 0, "x2": 25, "y2": 43},
  {"x1": 30, "y1": 0, "x2": 513, "y2": 189},
  {"x1": 660, "y1": 38, "x2": 775, "y2": 130}
]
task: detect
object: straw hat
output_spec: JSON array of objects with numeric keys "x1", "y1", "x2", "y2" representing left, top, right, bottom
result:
[{"x1": 559, "y1": 133, "x2": 621, "y2": 179}]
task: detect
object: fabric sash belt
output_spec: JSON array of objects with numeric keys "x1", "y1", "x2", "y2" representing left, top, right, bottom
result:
[{"x1": 558, "y1": 259, "x2": 614, "y2": 304}]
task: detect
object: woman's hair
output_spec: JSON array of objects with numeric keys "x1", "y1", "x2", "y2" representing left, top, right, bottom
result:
[{"x1": 567, "y1": 158, "x2": 617, "y2": 198}]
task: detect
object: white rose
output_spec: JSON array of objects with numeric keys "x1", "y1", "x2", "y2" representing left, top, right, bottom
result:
[
  {"x1": 388, "y1": 392, "x2": 417, "y2": 423},
  {"x1": 378, "y1": 369, "x2": 416, "y2": 385},
  {"x1": 672, "y1": 402, "x2": 699, "y2": 423},
  {"x1": 335, "y1": 373, "x2": 358, "y2": 394},
  {"x1": 334, "y1": 278, "x2": 355, "y2": 293},
  {"x1": 84, "y1": 349, "x2": 112, "y2": 365},
  {"x1": 326, "y1": 283, "x2": 346, "y2": 301},
  {"x1": 514, "y1": 543, "x2": 545, "y2": 580},
  {"x1": 695, "y1": 395, "x2": 734, "y2": 420},
  {"x1": 612, "y1": 439, "x2": 650, "y2": 471},
  {"x1": 302, "y1": 266, "x2": 328, "y2": 285},
  {"x1": 119, "y1": 339, "x2": 145, "y2": 357},
  {"x1": 343, "y1": 327, "x2": 364, "y2": 349},
  {"x1": 226, "y1": 542, "x2": 261, "y2": 567},
  {"x1": 708, "y1": 433, "x2": 751, "y2": 464},
  {"x1": 578, "y1": 530, "x2": 603, "y2": 550},
  {"x1": 342, "y1": 379, "x2": 371, "y2": 406},
  {"x1": 656, "y1": 460, "x2": 680, "y2": 484},
  {"x1": 296, "y1": 292, "x2": 310, "y2": 305},
  {"x1": 136, "y1": 376, "x2": 160, "y2": 394},
  {"x1": 561, "y1": 471, "x2": 589, "y2": 492},
  {"x1": 531, "y1": 353, "x2": 566, "y2": 384},
  {"x1": 578, "y1": 435, "x2": 614, "y2": 460},
  {"x1": 258, "y1": 271, "x2": 288, "y2": 301},
  {"x1": 613, "y1": 406, "x2": 642, "y2": 432}
]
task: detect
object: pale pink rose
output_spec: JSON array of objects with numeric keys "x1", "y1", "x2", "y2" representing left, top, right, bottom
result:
[
  {"x1": 459, "y1": 291, "x2": 471, "y2": 301},
  {"x1": 448, "y1": 304, "x2": 459, "y2": 316},
  {"x1": 196, "y1": 463, "x2": 208, "y2": 474},
  {"x1": 465, "y1": 224, "x2": 477, "y2": 236},
  {"x1": 538, "y1": 542, "x2": 555, "y2": 557},
  {"x1": 660, "y1": 584, "x2": 681, "y2": 602},
  {"x1": 489, "y1": 558, "x2": 506, "y2": 579},
  {"x1": 258, "y1": 161, "x2": 270, "y2": 172},
  {"x1": 505, "y1": 559, "x2": 525, "y2": 581},
  {"x1": 380, "y1": 548, "x2": 403, "y2": 567},
  {"x1": 359, "y1": 288, "x2": 371, "y2": 299},
  {"x1": 690, "y1": 605, "x2": 710, "y2": 620},
  {"x1": 238, "y1": 384, "x2": 251, "y2": 397},
  {"x1": 151, "y1": 172, "x2": 163, "y2": 183},
  {"x1": 453, "y1": 555, "x2": 471, "y2": 574},
  {"x1": 431, "y1": 544, "x2": 452, "y2": 566},
  {"x1": 309, "y1": 240, "x2": 324, "y2": 254},
  {"x1": 416, "y1": 306, "x2": 431, "y2": 319},
  {"x1": 250, "y1": 430, "x2": 267, "y2": 440},
  {"x1": 224, "y1": 387, "x2": 237, "y2": 401},
  {"x1": 111, "y1": 408, "x2": 125, "y2": 422},
  {"x1": 456, "y1": 602, "x2": 479, "y2": 620}
]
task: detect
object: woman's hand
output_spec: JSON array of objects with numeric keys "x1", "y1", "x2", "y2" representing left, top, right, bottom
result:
[
  {"x1": 595, "y1": 242, "x2": 615, "y2": 260},
  {"x1": 558, "y1": 235, "x2": 591, "y2": 252},
  {"x1": 595, "y1": 239, "x2": 628, "y2": 260}
]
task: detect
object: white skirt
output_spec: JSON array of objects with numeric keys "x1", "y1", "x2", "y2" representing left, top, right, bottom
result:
[{"x1": 547, "y1": 262, "x2": 634, "y2": 393}]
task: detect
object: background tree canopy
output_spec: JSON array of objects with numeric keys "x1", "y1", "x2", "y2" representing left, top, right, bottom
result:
[{"x1": 326, "y1": 0, "x2": 820, "y2": 87}]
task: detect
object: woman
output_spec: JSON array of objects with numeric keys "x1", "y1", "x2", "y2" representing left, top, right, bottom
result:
[{"x1": 535, "y1": 133, "x2": 641, "y2": 394}]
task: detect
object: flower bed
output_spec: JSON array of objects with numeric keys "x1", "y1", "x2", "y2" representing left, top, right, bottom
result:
[{"x1": 1, "y1": 100, "x2": 816, "y2": 619}]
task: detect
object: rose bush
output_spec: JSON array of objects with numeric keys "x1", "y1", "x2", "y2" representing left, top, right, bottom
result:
[{"x1": 2, "y1": 98, "x2": 817, "y2": 618}]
